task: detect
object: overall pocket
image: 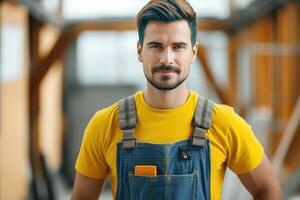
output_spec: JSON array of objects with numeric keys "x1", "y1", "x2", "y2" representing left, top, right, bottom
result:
[{"x1": 128, "y1": 172, "x2": 198, "y2": 200}]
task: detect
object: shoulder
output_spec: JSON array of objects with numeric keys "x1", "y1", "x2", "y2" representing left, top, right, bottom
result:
[
  {"x1": 207, "y1": 102, "x2": 264, "y2": 174},
  {"x1": 89, "y1": 92, "x2": 141, "y2": 132},
  {"x1": 210, "y1": 103, "x2": 255, "y2": 146},
  {"x1": 84, "y1": 101, "x2": 120, "y2": 140},
  {"x1": 82, "y1": 100, "x2": 124, "y2": 150},
  {"x1": 93, "y1": 102, "x2": 119, "y2": 124},
  {"x1": 211, "y1": 103, "x2": 237, "y2": 129},
  {"x1": 208, "y1": 103, "x2": 237, "y2": 151},
  {"x1": 212, "y1": 103, "x2": 250, "y2": 129},
  {"x1": 213, "y1": 103, "x2": 235, "y2": 118}
]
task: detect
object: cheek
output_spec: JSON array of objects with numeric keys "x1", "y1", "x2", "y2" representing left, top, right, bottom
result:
[
  {"x1": 178, "y1": 54, "x2": 193, "y2": 66},
  {"x1": 143, "y1": 52, "x2": 159, "y2": 65},
  {"x1": 143, "y1": 50, "x2": 156, "y2": 58},
  {"x1": 142, "y1": 58, "x2": 153, "y2": 75}
]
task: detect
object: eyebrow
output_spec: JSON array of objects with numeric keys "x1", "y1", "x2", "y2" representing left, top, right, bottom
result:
[
  {"x1": 172, "y1": 42, "x2": 188, "y2": 47},
  {"x1": 146, "y1": 41, "x2": 189, "y2": 46},
  {"x1": 146, "y1": 41, "x2": 162, "y2": 46}
]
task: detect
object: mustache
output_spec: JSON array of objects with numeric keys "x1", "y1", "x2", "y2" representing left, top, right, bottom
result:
[{"x1": 152, "y1": 65, "x2": 181, "y2": 73}]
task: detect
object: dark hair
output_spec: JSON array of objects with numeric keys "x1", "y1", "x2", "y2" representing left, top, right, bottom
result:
[{"x1": 136, "y1": 0, "x2": 197, "y2": 46}]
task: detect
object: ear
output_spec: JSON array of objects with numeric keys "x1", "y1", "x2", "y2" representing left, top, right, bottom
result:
[
  {"x1": 137, "y1": 41, "x2": 143, "y2": 63},
  {"x1": 190, "y1": 41, "x2": 198, "y2": 64}
]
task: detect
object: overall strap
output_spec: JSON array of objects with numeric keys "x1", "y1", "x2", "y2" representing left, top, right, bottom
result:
[
  {"x1": 191, "y1": 96, "x2": 214, "y2": 147},
  {"x1": 118, "y1": 95, "x2": 138, "y2": 149}
]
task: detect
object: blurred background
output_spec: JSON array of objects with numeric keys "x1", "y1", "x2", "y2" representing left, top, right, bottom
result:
[{"x1": 0, "y1": 0, "x2": 300, "y2": 199}]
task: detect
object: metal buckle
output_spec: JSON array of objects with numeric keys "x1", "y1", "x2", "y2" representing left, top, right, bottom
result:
[
  {"x1": 122, "y1": 138, "x2": 136, "y2": 149},
  {"x1": 191, "y1": 127, "x2": 207, "y2": 147}
]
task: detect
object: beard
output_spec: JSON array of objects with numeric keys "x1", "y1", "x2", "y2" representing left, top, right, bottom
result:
[{"x1": 144, "y1": 64, "x2": 188, "y2": 91}]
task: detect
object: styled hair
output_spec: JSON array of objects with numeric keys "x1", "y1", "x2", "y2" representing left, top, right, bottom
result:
[{"x1": 136, "y1": 0, "x2": 197, "y2": 46}]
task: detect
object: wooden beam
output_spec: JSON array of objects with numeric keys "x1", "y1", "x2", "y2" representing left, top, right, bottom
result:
[
  {"x1": 228, "y1": 36, "x2": 237, "y2": 105},
  {"x1": 28, "y1": 14, "x2": 42, "y2": 69},
  {"x1": 198, "y1": 19, "x2": 228, "y2": 32},
  {"x1": 18, "y1": 0, "x2": 300, "y2": 36},
  {"x1": 30, "y1": 30, "x2": 76, "y2": 94},
  {"x1": 197, "y1": 45, "x2": 232, "y2": 105},
  {"x1": 65, "y1": 19, "x2": 228, "y2": 32},
  {"x1": 19, "y1": 0, "x2": 65, "y2": 28},
  {"x1": 19, "y1": 0, "x2": 229, "y2": 32},
  {"x1": 28, "y1": 13, "x2": 43, "y2": 182},
  {"x1": 273, "y1": 97, "x2": 300, "y2": 175},
  {"x1": 28, "y1": 11, "x2": 57, "y2": 199},
  {"x1": 272, "y1": 3, "x2": 300, "y2": 175},
  {"x1": 28, "y1": 18, "x2": 73, "y2": 200},
  {"x1": 66, "y1": 20, "x2": 136, "y2": 31},
  {"x1": 249, "y1": 15, "x2": 274, "y2": 108}
]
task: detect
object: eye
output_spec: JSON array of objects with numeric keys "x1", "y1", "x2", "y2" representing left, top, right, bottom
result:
[
  {"x1": 173, "y1": 44, "x2": 185, "y2": 49},
  {"x1": 150, "y1": 44, "x2": 162, "y2": 49}
]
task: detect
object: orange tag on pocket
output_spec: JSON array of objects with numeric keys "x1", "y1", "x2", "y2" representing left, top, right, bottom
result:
[{"x1": 134, "y1": 165, "x2": 157, "y2": 176}]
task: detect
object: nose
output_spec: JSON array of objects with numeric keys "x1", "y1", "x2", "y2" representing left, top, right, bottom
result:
[{"x1": 159, "y1": 47, "x2": 174, "y2": 66}]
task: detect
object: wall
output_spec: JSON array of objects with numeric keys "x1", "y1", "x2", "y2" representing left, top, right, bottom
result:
[
  {"x1": 39, "y1": 24, "x2": 64, "y2": 172},
  {"x1": 0, "y1": 2, "x2": 29, "y2": 200}
]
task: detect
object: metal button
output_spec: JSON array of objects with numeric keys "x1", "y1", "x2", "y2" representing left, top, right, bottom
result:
[
  {"x1": 180, "y1": 151, "x2": 191, "y2": 160},
  {"x1": 183, "y1": 153, "x2": 188, "y2": 159}
]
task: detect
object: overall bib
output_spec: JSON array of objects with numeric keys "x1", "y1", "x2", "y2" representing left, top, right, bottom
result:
[{"x1": 115, "y1": 95, "x2": 214, "y2": 200}]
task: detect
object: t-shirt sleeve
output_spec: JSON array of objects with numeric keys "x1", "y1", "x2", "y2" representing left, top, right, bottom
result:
[
  {"x1": 75, "y1": 112, "x2": 109, "y2": 179},
  {"x1": 225, "y1": 107, "x2": 264, "y2": 174}
]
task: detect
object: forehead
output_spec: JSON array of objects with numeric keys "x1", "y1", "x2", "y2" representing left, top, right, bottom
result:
[{"x1": 143, "y1": 20, "x2": 191, "y2": 44}]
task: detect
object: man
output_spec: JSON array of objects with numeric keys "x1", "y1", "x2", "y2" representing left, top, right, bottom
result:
[{"x1": 72, "y1": 0, "x2": 282, "y2": 199}]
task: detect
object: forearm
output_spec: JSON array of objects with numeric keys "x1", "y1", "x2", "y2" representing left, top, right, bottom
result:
[
  {"x1": 71, "y1": 192, "x2": 100, "y2": 200},
  {"x1": 72, "y1": 173, "x2": 104, "y2": 200},
  {"x1": 253, "y1": 187, "x2": 282, "y2": 200},
  {"x1": 238, "y1": 156, "x2": 282, "y2": 200}
]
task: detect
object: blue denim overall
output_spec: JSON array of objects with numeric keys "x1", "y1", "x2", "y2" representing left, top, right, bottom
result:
[{"x1": 115, "y1": 95, "x2": 214, "y2": 200}]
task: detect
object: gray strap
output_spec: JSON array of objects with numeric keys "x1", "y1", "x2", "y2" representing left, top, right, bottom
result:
[
  {"x1": 118, "y1": 95, "x2": 137, "y2": 149},
  {"x1": 122, "y1": 129, "x2": 136, "y2": 149},
  {"x1": 193, "y1": 96, "x2": 214, "y2": 129},
  {"x1": 118, "y1": 95, "x2": 137, "y2": 130},
  {"x1": 191, "y1": 97, "x2": 214, "y2": 147},
  {"x1": 191, "y1": 127, "x2": 207, "y2": 147}
]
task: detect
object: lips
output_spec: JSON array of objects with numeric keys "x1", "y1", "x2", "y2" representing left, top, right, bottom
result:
[
  {"x1": 157, "y1": 70, "x2": 176, "y2": 74},
  {"x1": 152, "y1": 65, "x2": 180, "y2": 74}
]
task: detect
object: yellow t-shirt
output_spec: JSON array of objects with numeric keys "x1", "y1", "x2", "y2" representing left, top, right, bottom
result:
[{"x1": 75, "y1": 90, "x2": 264, "y2": 199}]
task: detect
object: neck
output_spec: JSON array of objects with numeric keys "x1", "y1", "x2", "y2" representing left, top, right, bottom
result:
[{"x1": 144, "y1": 83, "x2": 190, "y2": 109}]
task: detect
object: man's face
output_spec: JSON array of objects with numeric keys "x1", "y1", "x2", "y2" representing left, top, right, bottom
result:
[{"x1": 137, "y1": 20, "x2": 198, "y2": 91}]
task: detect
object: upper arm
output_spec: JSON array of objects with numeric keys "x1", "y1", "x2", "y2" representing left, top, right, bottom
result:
[
  {"x1": 238, "y1": 155, "x2": 282, "y2": 200},
  {"x1": 72, "y1": 172, "x2": 105, "y2": 200}
]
